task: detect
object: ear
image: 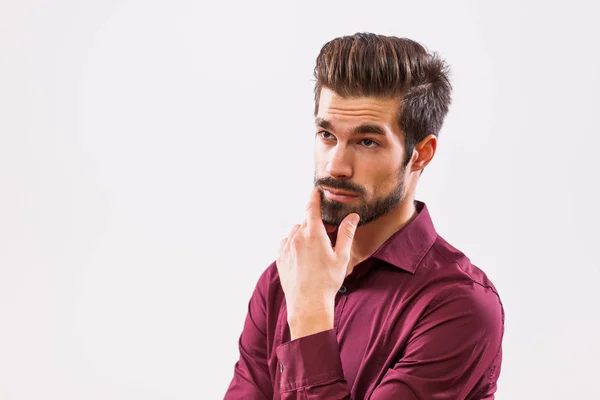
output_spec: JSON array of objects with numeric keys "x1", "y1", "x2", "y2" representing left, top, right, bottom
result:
[{"x1": 410, "y1": 134, "x2": 437, "y2": 172}]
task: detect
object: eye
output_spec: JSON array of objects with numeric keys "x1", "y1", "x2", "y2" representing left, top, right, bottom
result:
[
  {"x1": 317, "y1": 130, "x2": 335, "y2": 140},
  {"x1": 360, "y1": 139, "x2": 379, "y2": 148}
]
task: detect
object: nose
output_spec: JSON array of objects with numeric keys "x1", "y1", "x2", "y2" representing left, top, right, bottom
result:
[{"x1": 325, "y1": 145, "x2": 353, "y2": 179}]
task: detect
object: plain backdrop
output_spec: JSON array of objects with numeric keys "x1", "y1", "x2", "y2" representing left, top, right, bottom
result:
[{"x1": 1, "y1": 0, "x2": 599, "y2": 398}]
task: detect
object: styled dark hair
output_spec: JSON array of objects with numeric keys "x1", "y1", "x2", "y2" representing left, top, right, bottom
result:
[{"x1": 313, "y1": 32, "x2": 452, "y2": 166}]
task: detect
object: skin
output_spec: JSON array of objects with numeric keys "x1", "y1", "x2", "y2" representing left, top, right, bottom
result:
[{"x1": 276, "y1": 87, "x2": 437, "y2": 340}]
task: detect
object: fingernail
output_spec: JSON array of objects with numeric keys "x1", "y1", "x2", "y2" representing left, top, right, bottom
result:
[{"x1": 349, "y1": 214, "x2": 360, "y2": 226}]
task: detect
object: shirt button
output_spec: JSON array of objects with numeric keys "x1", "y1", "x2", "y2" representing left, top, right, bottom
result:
[
  {"x1": 279, "y1": 363, "x2": 284, "y2": 373},
  {"x1": 339, "y1": 285, "x2": 348, "y2": 294}
]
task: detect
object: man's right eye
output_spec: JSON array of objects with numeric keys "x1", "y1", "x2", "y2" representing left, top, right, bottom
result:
[{"x1": 317, "y1": 130, "x2": 334, "y2": 139}]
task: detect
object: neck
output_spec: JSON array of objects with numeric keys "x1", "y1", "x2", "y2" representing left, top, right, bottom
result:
[{"x1": 347, "y1": 196, "x2": 418, "y2": 274}]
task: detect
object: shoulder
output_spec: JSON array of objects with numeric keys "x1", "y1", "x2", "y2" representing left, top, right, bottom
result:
[
  {"x1": 422, "y1": 235, "x2": 504, "y2": 333},
  {"x1": 422, "y1": 235, "x2": 501, "y2": 294},
  {"x1": 433, "y1": 281, "x2": 504, "y2": 334}
]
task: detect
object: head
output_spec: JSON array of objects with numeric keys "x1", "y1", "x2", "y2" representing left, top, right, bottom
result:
[{"x1": 312, "y1": 33, "x2": 452, "y2": 227}]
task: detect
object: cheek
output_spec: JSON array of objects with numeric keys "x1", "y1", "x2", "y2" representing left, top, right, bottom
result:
[
  {"x1": 314, "y1": 156, "x2": 325, "y2": 172},
  {"x1": 314, "y1": 150, "x2": 329, "y2": 170},
  {"x1": 371, "y1": 168, "x2": 400, "y2": 196}
]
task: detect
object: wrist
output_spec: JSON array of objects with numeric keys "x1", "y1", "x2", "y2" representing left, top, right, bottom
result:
[
  {"x1": 288, "y1": 311, "x2": 334, "y2": 340},
  {"x1": 286, "y1": 298, "x2": 335, "y2": 325}
]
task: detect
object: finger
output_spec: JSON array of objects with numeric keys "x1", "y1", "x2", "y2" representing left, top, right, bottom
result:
[
  {"x1": 305, "y1": 187, "x2": 324, "y2": 233},
  {"x1": 300, "y1": 218, "x2": 307, "y2": 231},
  {"x1": 334, "y1": 213, "x2": 360, "y2": 260},
  {"x1": 284, "y1": 224, "x2": 302, "y2": 251},
  {"x1": 278, "y1": 237, "x2": 287, "y2": 256},
  {"x1": 288, "y1": 223, "x2": 302, "y2": 239}
]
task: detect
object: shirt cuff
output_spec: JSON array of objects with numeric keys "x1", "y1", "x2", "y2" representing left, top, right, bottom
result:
[{"x1": 276, "y1": 329, "x2": 344, "y2": 392}]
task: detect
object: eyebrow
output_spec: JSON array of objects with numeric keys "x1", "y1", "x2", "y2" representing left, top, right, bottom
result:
[{"x1": 315, "y1": 118, "x2": 387, "y2": 136}]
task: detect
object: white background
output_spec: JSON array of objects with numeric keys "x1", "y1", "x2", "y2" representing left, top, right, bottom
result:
[{"x1": 1, "y1": 0, "x2": 599, "y2": 398}]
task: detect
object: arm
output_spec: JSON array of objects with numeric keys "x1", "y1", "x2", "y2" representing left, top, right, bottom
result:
[
  {"x1": 275, "y1": 283, "x2": 504, "y2": 399},
  {"x1": 223, "y1": 268, "x2": 273, "y2": 400}
]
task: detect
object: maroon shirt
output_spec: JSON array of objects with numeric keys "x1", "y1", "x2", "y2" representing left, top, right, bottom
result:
[{"x1": 225, "y1": 201, "x2": 504, "y2": 399}]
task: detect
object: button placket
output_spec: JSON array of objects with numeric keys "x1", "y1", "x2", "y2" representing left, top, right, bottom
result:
[{"x1": 334, "y1": 283, "x2": 349, "y2": 333}]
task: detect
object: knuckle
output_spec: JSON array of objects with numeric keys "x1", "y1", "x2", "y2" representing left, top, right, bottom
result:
[
  {"x1": 290, "y1": 235, "x2": 300, "y2": 247},
  {"x1": 344, "y1": 228, "x2": 355, "y2": 240}
]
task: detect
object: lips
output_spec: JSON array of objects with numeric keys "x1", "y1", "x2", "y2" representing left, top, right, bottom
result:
[{"x1": 323, "y1": 187, "x2": 358, "y2": 197}]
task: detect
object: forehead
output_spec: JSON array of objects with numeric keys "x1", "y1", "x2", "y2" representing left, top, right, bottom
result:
[{"x1": 316, "y1": 87, "x2": 402, "y2": 129}]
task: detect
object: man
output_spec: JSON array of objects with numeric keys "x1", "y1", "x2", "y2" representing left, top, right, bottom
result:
[{"x1": 224, "y1": 32, "x2": 504, "y2": 399}]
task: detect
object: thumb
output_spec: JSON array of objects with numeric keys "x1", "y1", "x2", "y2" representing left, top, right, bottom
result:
[{"x1": 335, "y1": 213, "x2": 360, "y2": 259}]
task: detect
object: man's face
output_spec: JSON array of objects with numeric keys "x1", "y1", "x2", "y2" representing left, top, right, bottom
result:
[{"x1": 314, "y1": 87, "x2": 409, "y2": 228}]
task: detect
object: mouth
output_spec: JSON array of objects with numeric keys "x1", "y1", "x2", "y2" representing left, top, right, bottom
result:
[
  {"x1": 322, "y1": 187, "x2": 358, "y2": 197},
  {"x1": 322, "y1": 187, "x2": 358, "y2": 203}
]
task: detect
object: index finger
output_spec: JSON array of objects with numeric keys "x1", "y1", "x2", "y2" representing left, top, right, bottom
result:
[{"x1": 305, "y1": 186, "x2": 324, "y2": 232}]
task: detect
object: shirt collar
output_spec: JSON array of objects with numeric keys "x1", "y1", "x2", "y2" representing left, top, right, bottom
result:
[{"x1": 369, "y1": 200, "x2": 437, "y2": 274}]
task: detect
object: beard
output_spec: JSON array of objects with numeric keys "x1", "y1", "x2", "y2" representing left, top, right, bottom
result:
[{"x1": 313, "y1": 169, "x2": 406, "y2": 228}]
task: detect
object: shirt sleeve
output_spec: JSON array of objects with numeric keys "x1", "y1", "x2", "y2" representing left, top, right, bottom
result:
[
  {"x1": 224, "y1": 267, "x2": 274, "y2": 400},
  {"x1": 274, "y1": 282, "x2": 504, "y2": 399},
  {"x1": 276, "y1": 329, "x2": 349, "y2": 398}
]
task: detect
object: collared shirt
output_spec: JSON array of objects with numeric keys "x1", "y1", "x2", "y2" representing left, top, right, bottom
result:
[{"x1": 224, "y1": 201, "x2": 504, "y2": 399}]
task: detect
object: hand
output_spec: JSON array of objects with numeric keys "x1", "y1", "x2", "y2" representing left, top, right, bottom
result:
[{"x1": 276, "y1": 187, "x2": 360, "y2": 339}]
